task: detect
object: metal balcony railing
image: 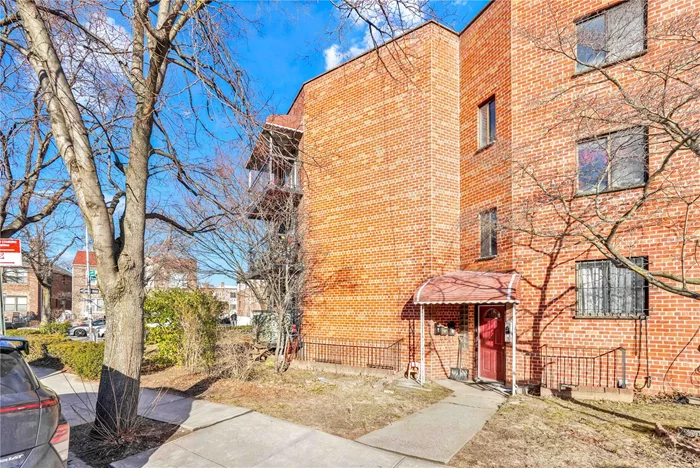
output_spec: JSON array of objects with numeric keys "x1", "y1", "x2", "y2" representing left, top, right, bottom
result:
[{"x1": 247, "y1": 158, "x2": 300, "y2": 193}]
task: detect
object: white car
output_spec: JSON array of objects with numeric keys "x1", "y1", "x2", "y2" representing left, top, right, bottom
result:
[{"x1": 68, "y1": 320, "x2": 105, "y2": 337}]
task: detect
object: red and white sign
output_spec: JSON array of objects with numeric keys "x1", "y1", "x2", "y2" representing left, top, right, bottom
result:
[{"x1": 0, "y1": 239, "x2": 22, "y2": 267}]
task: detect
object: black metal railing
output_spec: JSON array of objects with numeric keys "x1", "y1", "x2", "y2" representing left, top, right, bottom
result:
[
  {"x1": 536, "y1": 346, "x2": 627, "y2": 390},
  {"x1": 296, "y1": 336, "x2": 403, "y2": 372}
]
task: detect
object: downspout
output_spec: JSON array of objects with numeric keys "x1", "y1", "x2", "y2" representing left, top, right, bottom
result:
[
  {"x1": 512, "y1": 303, "x2": 517, "y2": 396},
  {"x1": 420, "y1": 304, "x2": 425, "y2": 385}
]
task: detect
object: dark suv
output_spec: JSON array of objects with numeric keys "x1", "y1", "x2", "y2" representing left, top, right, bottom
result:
[{"x1": 0, "y1": 337, "x2": 69, "y2": 468}]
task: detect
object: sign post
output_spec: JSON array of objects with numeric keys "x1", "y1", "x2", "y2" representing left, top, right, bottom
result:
[{"x1": 0, "y1": 239, "x2": 22, "y2": 335}]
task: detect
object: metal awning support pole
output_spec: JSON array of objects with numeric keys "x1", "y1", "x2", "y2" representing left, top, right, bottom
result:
[
  {"x1": 512, "y1": 303, "x2": 517, "y2": 396},
  {"x1": 420, "y1": 304, "x2": 425, "y2": 385}
]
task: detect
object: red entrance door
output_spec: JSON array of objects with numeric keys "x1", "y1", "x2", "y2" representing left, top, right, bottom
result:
[{"x1": 479, "y1": 305, "x2": 505, "y2": 381}]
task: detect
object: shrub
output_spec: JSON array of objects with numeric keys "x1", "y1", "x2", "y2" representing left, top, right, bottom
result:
[
  {"x1": 145, "y1": 289, "x2": 223, "y2": 370},
  {"x1": 46, "y1": 341, "x2": 104, "y2": 380},
  {"x1": 6, "y1": 329, "x2": 41, "y2": 336},
  {"x1": 39, "y1": 322, "x2": 72, "y2": 336},
  {"x1": 5, "y1": 328, "x2": 103, "y2": 379},
  {"x1": 8, "y1": 333, "x2": 70, "y2": 362}
]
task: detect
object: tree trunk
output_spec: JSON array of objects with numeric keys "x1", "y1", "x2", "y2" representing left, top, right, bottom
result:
[
  {"x1": 40, "y1": 284, "x2": 52, "y2": 325},
  {"x1": 93, "y1": 272, "x2": 145, "y2": 436}
]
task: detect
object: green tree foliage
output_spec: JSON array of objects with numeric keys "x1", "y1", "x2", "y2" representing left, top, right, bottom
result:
[{"x1": 145, "y1": 289, "x2": 223, "y2": 370}]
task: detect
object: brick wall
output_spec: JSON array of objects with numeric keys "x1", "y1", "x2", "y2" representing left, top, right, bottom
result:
[
  {"x1": 509, "y1": 0, "x2": 700, "y2": 394},
  {"x1": 297, "y1": 23, "x2": 461, "y2": 376},
  {"x1": 286, "y1": 0, "x2": 700, "y2": 392}
]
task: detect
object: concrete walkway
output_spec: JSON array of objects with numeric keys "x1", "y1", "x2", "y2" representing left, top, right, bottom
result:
[
  {"x1": 34, "y1": 367, "x2": 441, "y2": 467},
  {"x1": 357, "y1": 379, "x2": 506, "y2": 463},
  {"x1": 34, "y1": 367, "x2": 248, "y2": 431}
]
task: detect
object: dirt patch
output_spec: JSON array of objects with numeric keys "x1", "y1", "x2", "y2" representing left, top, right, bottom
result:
[
  {"x1": 450, "y1": 395, "x2": 700, "y2": 468},
  {"x1": 69, "y1": 416, "x2": 190, "y2": 468},
  {"x1": 141, "y1": 364, "x2": 451, "y2": 439}
]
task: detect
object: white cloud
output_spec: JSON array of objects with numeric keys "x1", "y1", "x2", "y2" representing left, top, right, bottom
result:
[
  {"x1": 323, "y1": 44, "x2": 344, "y2": 70},
  {"x1": 322, "y1": 0, "x2": 427, "y2": 71}
]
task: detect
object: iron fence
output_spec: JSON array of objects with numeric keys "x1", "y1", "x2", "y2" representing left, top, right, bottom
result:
[
  {"x1": 295, "y1": 336, "x2": 403, "y2": 372},
  {"x1": 535, "y1": 346, "x2": 627, "y2": 390}
]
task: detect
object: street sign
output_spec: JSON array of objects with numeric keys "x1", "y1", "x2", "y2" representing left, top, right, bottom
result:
[
  {"x1": 0, "y1": 239, "x2": 22, "y2": 267},
  {"x1": 79, "y1": 288, "x2": 100, "y2": 294}
]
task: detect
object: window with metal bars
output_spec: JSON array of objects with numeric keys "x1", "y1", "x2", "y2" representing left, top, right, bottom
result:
[{"x1": 576, "y1": 257, "x2": 648, "y2": 318}]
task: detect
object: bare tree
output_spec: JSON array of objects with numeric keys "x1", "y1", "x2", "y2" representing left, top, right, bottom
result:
[
  {"x1": 0, "y1": 0, "x2": 258, "y2": 436},
  {"x1": 21, "y1": 216, "x2": 77, "y2": 324},
  {"x1": 0, "y1": 68, "x2": 71, "y2": 238},
  {"x1": 191, "y1": 146, "x2": 312, "y2": 372},
  {"x1": 501, "y1": 3, "x2": 700, "y2": 301}
]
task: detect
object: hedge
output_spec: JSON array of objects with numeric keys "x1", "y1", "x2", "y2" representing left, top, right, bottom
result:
[
  {"x1": 39, "y1": 322, "x2": 72, "y2": 336},
  {"x1": 46, "y1": 341, "x2": 104, "y2": 380},
  {"x1": 5, "y1": 330, "x2": 103, "y2": 379}
]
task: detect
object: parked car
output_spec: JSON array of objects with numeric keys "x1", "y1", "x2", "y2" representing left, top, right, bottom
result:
[
  {"x1": 0, "y1": 336, "x2": 69, "y2": 467},
  {"x1": 68, "y1": 319, "x2": 105, "y2": 337}
]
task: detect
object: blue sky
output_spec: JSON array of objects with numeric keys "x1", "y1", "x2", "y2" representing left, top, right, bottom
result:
[
  {"x1": 198, "y1": 0, "x2": 490, "y2": 286},
  {"x1": 236, "y1": 1, "x2": 490, "y2": 115}
]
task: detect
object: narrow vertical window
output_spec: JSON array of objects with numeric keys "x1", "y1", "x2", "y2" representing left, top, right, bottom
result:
[
  {"x1": 478, "y1": 97, "x2": 496, "y2": 149},
  {"x1": 479, "y1": 208, "x2": 498, "y2": 258}
]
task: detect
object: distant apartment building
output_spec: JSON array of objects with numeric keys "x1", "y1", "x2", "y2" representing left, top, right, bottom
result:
[
  {"x1": 2, "y1": 260, "x2": 72, "y2": 326},
  {"x1": 72, "y1": 251, "x2": 198, "y2": 319},
  {"x1": 246, "y1": 0, "x2": 700, "y2": 395},
  {"x1": 199, "y1": 281, "x2": 265, "y2": 326}
]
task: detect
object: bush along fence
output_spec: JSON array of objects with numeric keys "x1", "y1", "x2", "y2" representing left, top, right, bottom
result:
[{"x1": 7, "y1": 330, "x2": 104, "y2": 380}]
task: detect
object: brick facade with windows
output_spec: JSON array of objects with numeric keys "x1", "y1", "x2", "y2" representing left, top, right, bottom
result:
[
  {"x1": 258, "y1": 0, "x2": 699, "y2": 394},
  {"x1": 2, "y1": 262, "x2": 72, "y2": 326}
]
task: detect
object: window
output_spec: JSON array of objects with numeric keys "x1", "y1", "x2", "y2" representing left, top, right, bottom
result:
[
  {"x1": 576, "y1": 257, "x2": 647, "y2": 318},
  {"x1": 479, "y1": 208, "x2": 497, "y2": 258},
  {"x1": 3, "y1": 268, "x2": 27, "y2": 284},
  {"x1": 3, "y1": 296, "x2": 27, "y2": 312},
  {"x1": 169, "y1": 273, "x2": 187, "y2": 288},
  {"x1": 85, "y1": 298, "x2": 104, "y2": 316},
  {"x1": 478, "y1": 98, "x2": 496, "y2": 149},
  {"x1": 578, "y1": 127, "x2": 647, "y2": 194},
  {"x1": 230, "y1": 292, "x2": 236, "y2": 299},
  {"x1": 576, "y1": 0, "x2": 645, "y2": 72}
]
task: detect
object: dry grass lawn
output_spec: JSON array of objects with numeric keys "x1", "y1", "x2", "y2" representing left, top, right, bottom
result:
[
  {"x1": 140, "y1": 364, "x2": 451, "y2": 439},
  {"x1": 451, "y1": 395, "x2": 700, "y2": 468}
]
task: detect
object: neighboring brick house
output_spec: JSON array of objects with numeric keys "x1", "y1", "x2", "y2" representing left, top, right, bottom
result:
[
  {"x1": 199, "y1": 282, "x2": 263, "y2": 326},
  {"x1": 247, "y1": 0, "x2": 700, "y2": 395},
  {"x1": 2, "y1": 260, "x2": 72, "y2": 326},
  {"x1": 145, "y1": 256, "x2": 198, "y2": 291},
  {"x1": 72, "y1": 251, "x2": 198, "y2": 319}
]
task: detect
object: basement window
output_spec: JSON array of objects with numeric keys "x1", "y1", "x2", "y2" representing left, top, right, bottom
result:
[
  {"x1": 576, "y1": 257, "x2": 648, "y2": 318},
  {"x1": 576, "y1": 0, "x2": 646, "y2": 72}
]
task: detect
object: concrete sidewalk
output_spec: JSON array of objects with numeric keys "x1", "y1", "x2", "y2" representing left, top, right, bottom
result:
[
  {"x1": 34, "y1": 367, "x2": 440, "y2": 467},
  {"x1": 357, "y1": 379, "x2": 506, "y2": 463},
  {"x1": 34, "y1": 367, "x2": 248, "y2": 431},
  {"x1": 111, "y1": 412, "x2": 439, "y2": 468}
]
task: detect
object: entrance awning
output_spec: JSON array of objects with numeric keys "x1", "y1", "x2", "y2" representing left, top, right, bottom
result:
[{"x1": 414, "y1": 270, "x2": 520, "y2": 305}]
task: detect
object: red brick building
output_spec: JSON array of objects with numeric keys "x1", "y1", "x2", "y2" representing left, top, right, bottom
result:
[
  {"x1": 249, "y1": 0, "x2": 700, "y2": 395},
  {"x1": 71, "y1": 251, "x2": 198, "y2": 320},
  {"x1": 2, "y1": 261, "x2": 72, "y2": 326}
]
